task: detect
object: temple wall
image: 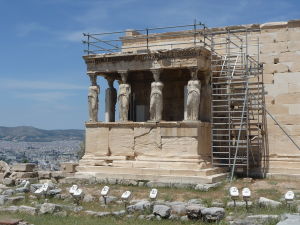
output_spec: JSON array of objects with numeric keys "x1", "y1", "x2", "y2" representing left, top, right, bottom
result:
[{"x1": 257, "y1": 21, "x2": 300, "y2": 174}]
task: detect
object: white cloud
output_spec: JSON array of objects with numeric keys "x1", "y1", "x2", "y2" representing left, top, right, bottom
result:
[
  {"x1": 0, "y1": 79, "x2": 86, "y2": 91},
  {"x1": 16, "y1": 22, "x2": 49, "y2": 37},
  {"x1": 14, "y1": 91, "x2": 76, "y2": 102}
]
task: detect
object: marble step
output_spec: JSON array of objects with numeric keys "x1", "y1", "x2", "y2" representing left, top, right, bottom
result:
[
  {"x1": 76, "y1": 165, "x2": 226, "y2": 177},
  {"x1": 74, "y1": 171, "x2": 228, "y2": 185}
]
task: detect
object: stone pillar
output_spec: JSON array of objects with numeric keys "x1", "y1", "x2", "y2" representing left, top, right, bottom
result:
[
  {"x1": 150, "y1": 69, "x2": 164, "y2": 122},
  {"x1": 118, "y1": 71, "x2": 131, "y2": 122},
  {"x1": 185, "y1": 68, "x2": 201, "y2": 121},
  {"x1": 105, "y1": 77, "x2": 117, "y2": 122},
  {"x1": 88, "y1": 74, "x2": 100, "y2": 122}
]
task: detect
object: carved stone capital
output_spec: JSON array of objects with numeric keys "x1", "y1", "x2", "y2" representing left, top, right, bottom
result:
[
  {"x1": 150, "y1": 69, "x2": 161, "y2": 82},
  {"x1": 189, "y1": 67, "x2": 199, "y2": 80},
  {"x1": 104, "y1": 76, "x2": 115, "y2": 88},
  {"x1": 88, "y1": 73, "x2": 97, "y2": 86},
  {"x1": 118, "y1": 70, "x2": 128, "y2": 83}
]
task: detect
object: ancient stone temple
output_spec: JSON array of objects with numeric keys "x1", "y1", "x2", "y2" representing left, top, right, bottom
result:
[
  {"x1": 77, "y1": 19, "x2": 300, "y2": 183},
  {"x1": 77, "y1": 29, "x2": 228, "y2": 183}
]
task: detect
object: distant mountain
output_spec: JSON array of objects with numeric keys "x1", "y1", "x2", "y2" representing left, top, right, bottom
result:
[{"x1": 0, "y1": 126, "x2": 84, "y2": 142}]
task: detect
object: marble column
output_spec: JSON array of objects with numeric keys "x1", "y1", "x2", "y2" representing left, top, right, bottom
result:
[
  {"x1": 105, "y1": 77, "x2": 117, "y2": 122},
  {"x1": 88, "y1": 74, "x2": 100, "y2": 122},
  {"x1": 118, "y1": 71, "x2": 131, "y2": 122},
  {"x1": 150, "y1": 69, "x2": 164, "y2": 122},
  {"x1": 185, "y1": 68, "x2": 201, "y2": 121}
]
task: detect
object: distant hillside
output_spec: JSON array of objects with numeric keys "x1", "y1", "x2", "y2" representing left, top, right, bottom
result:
[{"x1": 0, "y1": 126, "x2": 84, "y2": 142}]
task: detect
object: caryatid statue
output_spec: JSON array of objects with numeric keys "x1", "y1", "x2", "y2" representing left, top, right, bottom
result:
[
  {"x1": 118, "y1": 71, "x2": 131, "y2": 122},
  {"x1": 185, "y1": 68, "x2": 201, "y2": 121},
  {"x1": 150, "y1": 69, "x2": 164, "y2": 121},
  {"x1": 88, "y1": 74, "x2": 100, "y2": 122},
  {"x1": 105, "y1": 77, "x2": 117, "y2": 122}
]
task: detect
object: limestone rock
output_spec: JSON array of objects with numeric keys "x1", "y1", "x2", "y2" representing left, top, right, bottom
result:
[
  {"x1": 95, "y1": 212, "x2": 111, "y2": 217},
  {"x1": 40, "y1": 203, "x2": 61, "y2": 214},
  {"x1": 0, "y1": 161, "x2": 10, "y2": 174},
  {"x1": 48, "y1": 189, "x2": 62, "y2": 196},
  {"x1": 186, "y1": 204, "x2": 205, "y2": 219},
  {"x1": 277, "y1": 214, "x2": 300, "y2": 225},
  {"x1": 146, "y1": 181, "x2": 171, "y2": 188},
  {"x1": 195, "y1": 182, "x2": 222, "y2": 191},
  {"x1": 0, "y1": 195, "x2": 7, "y2": 205},
  {"x1": 169, "y1": 203, "x2": 187, "y2": 215},
  {"x1": 187, "y1": 199, "x2": 203, "y2": 205},
  {"x1": 153, "y1": 205, "x2": 171, "y2": 218},
  {"x1": 180, "y1": 215, "x2": 189, "y2": 221},
  {"x1": 99, "y1": 195, "x2": 117, "y2": 204},
  {"x1": 84, "y1": 210, "x2": 98, "y2": 216},
  {"x1": 127, "y1": 200, "x2": 151, "y2": 213},
  {"x1": 259, "y1": 197, "x2": 282, "y2": 208},
  {"x1": 15, "y1": 187, "x2": 28, "y2": 193},
  {"x1": 138, "y1": 215, "x2": 145, "y2": 219},
  {"x1": 0, "y1": 206, "x2": 19, "y2": 213},
  {"x1": 145, "y1": 214, "x2": 155, "y2": 220},
  {"x1": 12, "y1": 163, "x2": 35, "y2": 172},
  {"x1": 6, "y1": 196, "x2": 25, "y2": 204},
  {"x1": 3, "y1": 178, "x2": 14, "y2": 186},
  {"x1": 60, "y1": 163, "x2": 78, "y2": 173},
  {"x1": 227, "y1": 201, "x2": 253, "y2": 207},
  {"x1": 201, "y1": 207, "x2": 225, "y2": 222},
  {"x1": 38, "y1": 171, "x2": 52, "y2": 179},
  {"x1": 19, "y1": 205, "x2": 37, "y2": 215},
  {"x1": 83, "y1": 194, "x2": 95, "y2": 203},
  {"x1": 112, "y1": 210, "x2": 126, "y2": 216},
  {"x1": 211, "y1": 201, "x2": 225, "y2": 207},
  {"x1": 169, "y1": 214, "x2": 179, "y2": 220},
  {"x1": 232, "y1": 214, "x2": 280, "y2": 225},
  {"x1": 2, "y1": 189, "x2": 15, "y2": 196},
  {"x1": 10, "y1": 172, "x2": 38, "y2": 179}
]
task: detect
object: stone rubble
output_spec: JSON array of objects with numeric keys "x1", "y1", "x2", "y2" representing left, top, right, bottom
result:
[
  {"x1": 0, "y1": 163, "x2": 299, "y2": 225},
  {"x1": 259, "y1": 197, "x2": 282, "y2": 208}
]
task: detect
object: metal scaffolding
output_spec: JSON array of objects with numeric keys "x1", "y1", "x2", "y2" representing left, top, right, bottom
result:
[{"x1": 209, "y1": 28, "x2": 267, "y2": 179}]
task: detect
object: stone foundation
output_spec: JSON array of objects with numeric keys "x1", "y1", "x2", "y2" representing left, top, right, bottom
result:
[{"x1": 77, "y1": 121, "x2": 227, "y2": 184}]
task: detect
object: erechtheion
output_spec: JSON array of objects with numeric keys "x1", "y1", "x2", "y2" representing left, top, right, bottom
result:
[{"x1": 77, "y1": 19, "x2": 300, "y2": 184}]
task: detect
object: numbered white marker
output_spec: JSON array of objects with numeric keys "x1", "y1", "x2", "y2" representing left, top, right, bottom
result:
[
  {"x1": 19, "y1": 180, "x2": 27, "y2": 187},
  {"x1": 24, "y1": 181, "x2": 31, "y2": 189},
  {"x1": 34, "y1": 188, "x2": 44, "y2": 194},
  {"x1": 285, "y1": 191, "x2": 295, "y2": 201},
  {"x1": 41, "y1": 183, "x2": 49, "y2": 192},
  {"x1": 242, "y1": 188, "x2": 251, "y2": 198},
  {"x1": 229, "y1": 187, "x2": 239, "y2": 198},
  {"x1": 69, "y1": 185, "x2": 78, "y2": 194},
  {"x1": 121, "y1": 191, "x2": 132, "y2": 201},
  {"x1": 149, "y1": 188, "x2": 158, "y2": 200},
  {"x1": 101, "y1": 186, "x2": 110, "y2": 196},
  {"x1": 73, "y1": 188, "x2": 84, "y2": 197}
]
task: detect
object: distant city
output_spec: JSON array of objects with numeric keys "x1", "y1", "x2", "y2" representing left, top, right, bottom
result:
[{"x1": 0, "y1": 126, "x2": 84, "y2": 170}]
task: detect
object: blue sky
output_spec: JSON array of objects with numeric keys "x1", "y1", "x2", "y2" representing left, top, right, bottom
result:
[{"x1": 0, "y1": 0, "x2": 299, "y2": 130}]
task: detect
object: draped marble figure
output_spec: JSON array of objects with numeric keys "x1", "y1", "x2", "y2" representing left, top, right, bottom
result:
[
  {"x1": 150, "y1": 75, "x2": 164, "y2": 121},
  {"x1": 88, "y1": 85, "x2": 100, "y2": 122},
  {"x1": 186, "y1": 79, "x2": 201, "y2": 120},
  {"x1": 118, "y1": 83, "x2": 131, "y2": 121}
]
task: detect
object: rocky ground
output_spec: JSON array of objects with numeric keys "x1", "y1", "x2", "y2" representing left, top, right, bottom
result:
[{"x1": 0, "y1": 176, "x2": 300, "y2": 225}]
